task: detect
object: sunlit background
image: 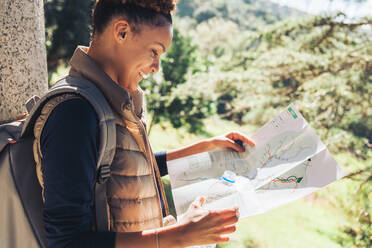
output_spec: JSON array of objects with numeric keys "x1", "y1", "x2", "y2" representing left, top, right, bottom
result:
[{"x1": 271, "y1": 0, "x2": 372, "y2": 18}]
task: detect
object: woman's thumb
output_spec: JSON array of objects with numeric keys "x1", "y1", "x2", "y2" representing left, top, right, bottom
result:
[{"x1": 193, "y1": 196, "x2": 206, "y2": 208}]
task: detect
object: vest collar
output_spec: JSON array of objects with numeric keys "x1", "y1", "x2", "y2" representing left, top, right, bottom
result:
[{"x1": 68, "y1": 46, "x2": 144, "y2": 118}]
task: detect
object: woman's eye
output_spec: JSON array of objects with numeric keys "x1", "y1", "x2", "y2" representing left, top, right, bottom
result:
[{"x1": 152, "y1": 49, "x2": 158, "y2": 57}]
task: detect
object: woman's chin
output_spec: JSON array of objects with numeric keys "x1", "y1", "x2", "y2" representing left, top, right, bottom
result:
[{"x1": 127, "y1": 83, "x2": 139, "y2": 93}]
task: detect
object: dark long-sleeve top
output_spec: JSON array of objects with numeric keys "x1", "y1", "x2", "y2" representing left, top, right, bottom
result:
[{"x1": 40, "y1": 98, "x2": 168, "y2": 248}]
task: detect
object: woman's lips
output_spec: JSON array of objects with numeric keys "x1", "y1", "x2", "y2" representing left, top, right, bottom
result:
[{"x1": 139, "y1": 71, "x2": 148, "y2": 79}]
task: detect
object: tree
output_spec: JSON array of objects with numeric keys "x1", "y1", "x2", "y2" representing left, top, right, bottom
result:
[
  {"x1": 188, "y1": 13, "x2": 371, "y2": 246},
  {"x1": 44, "y1": 0, "x2": 94, "y2": 72},
  {"x1": 142, "y1": 27, "x2": 215, "y2": 134},
  {"x1": 209, "y1": 13, "x2": 371, "y2": 158},
  {"x1": 193, "y1": 6, "x2": 220, "y2": 23},
  {"x1": 0, "y1": 0, "x2": 48, "y2": 123}
]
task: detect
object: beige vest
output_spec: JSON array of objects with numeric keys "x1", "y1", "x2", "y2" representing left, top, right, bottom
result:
[{"x1": 33, "y1": 90, "x2": 170, "y2": 232}]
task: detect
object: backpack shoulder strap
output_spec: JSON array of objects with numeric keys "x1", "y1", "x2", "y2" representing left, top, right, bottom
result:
[{"x1": 21, "y1": 76, "x2": 116, "y2": 231}]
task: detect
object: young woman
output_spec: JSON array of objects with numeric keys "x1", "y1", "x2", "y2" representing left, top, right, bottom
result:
[{"x1": 34, "y1": 0, "x2": 255, "y2": 247}]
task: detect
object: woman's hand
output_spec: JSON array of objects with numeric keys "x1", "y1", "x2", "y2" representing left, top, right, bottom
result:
[
  {"x1": 167, "y1": 131, "x2": 255, "y2": 161},
  {"x1": 178, "y1": 196, "x2": 239, "y2": 247},
  {"x1": 206, "y1": 131, "x2": 255, "y2": 152},
  {"x1": 116, "y1": 196, "x2": 238, "y2": 248}
]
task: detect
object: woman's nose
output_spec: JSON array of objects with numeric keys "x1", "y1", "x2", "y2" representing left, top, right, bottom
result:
[{"x1": 151, "y1": 60, "x2": 160, "y2": 73}]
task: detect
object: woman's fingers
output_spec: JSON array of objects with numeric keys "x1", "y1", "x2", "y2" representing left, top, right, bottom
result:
[
  {"x1": 226, "y1": 131, "x2": 255, "y2": 147},
  {"x1": 198, "y1": 196, "x2": 206, "y2": 206},
  {"x1": 191, "y1": 196, "x2": 206, "y2": 208},
  {"x1": 216, "y1": 236, "x2": 230, "y2": 243},
  {"x1": 182, "y1": 207, "x2": 239, "y2": 246},
  {"x1": 208, "y1": 131, "x2": 254, "y2": 152},
  {"x1": 208, "y1": 208, "x2": 240, "y2": 224},
  {"x1": 210, "y1": 208, "x2": 238, "y2": 217},
  {"x1": 224, "y1": 138, "x2": 245, "y2": 152},
  {"x1": 220, "y1": 215, "x2": 239, "y2": 226},
  {"x1": 219, "y1": 225, "x2": 236, "y2": 235}
]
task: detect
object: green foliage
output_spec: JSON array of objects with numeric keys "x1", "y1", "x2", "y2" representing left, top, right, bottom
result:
[
  {"x1": 176, "y1": 10, "x2": 371, "y2": 246},
  {"x1": 171, "y1": 10, "x2": 371, "y2": 161},
  {"x1": 175, "y1": 0, "x2": 197, "y2": 17},
  {"x1": 194, "y1": 5, "x2": 220, "y2": 23},
  {"x1": 161, "y1": 28, "x2": 197, "y2": 84},
  {"x1": 175, "y1": 0, "x2": 305, "y2": 29},
  {"x1": 335, "y1": 160, "x2": 372, "y2": 248},
  {"x1": 45, "y1": 0, "x2": 94, "y2": 72},
  {"x1": 191, "y1": 13, "x2": 372, "y2": 158},
  {"x1": 337, "y1": 183, "x2": 371, "y2": 247},
  {"x1": 142, "y1": 27, "x2": 215, "y2": 134}
]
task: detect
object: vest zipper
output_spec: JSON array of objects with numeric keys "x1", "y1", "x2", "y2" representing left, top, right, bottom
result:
[
  {"x1": 134, "y1": 116, "x2": 169, "y2": 223},
  {"x1": 122, "y1": 109, "x2": 170, "y2": 226}
]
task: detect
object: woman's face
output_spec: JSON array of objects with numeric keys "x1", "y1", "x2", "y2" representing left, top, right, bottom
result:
[{"x1": 114, "y1": 22, "x2": 173, "y2": 92}]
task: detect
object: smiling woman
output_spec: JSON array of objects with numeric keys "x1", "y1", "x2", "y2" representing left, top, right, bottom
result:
[
  {"x1": 89, "y1": 23, "x2": 172, "y2": 92},
  {"x1": 88, "y1": 0, "x2": 174, "y2": 92},
  {"x1": 34, "y1": 0, "x2": 251, "y2": 248}
]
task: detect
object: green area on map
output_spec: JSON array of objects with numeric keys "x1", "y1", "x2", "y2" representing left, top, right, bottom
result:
[{"x1": 288, "y1": 107, "x2": 298, "y2": 119}]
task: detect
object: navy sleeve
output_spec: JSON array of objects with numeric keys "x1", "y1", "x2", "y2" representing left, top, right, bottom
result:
[
  {"x1": 154, "y1": 151, "x2": 168, "y2": 176},
  {"x1": 40, "y1": 98, "x2": 115, "y2": 248}
]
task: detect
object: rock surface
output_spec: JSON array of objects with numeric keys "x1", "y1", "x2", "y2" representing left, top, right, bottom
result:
[{"x1": 0, "y1": 0, "x2": 48, "y2": 123}]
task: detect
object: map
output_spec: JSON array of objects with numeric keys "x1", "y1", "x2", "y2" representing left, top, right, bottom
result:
[
  {"x1": 258, "y1": 159, "x2": 312, "y2": 192},
  {"x1": 167, "y1": 104, "x2": 344, "y2": 219}
]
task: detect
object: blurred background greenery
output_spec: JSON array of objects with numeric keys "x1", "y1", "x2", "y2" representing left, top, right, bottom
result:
[{"x1": 46, "y1": 0, "x2": 371, "y2": 247}]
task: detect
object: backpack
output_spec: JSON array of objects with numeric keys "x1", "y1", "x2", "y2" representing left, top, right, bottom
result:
[{"x1": 0, "y1": 76, "x2": 116, "y2": 248}]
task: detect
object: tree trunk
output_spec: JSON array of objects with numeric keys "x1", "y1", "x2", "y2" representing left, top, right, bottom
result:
[{"x1": 0, "y1": 0, "x2": 48, "y2": 124}]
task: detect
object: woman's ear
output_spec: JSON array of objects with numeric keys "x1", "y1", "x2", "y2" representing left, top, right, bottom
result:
[{"x1": 113, "y1": 19, "x2": 130, "y2": 44}]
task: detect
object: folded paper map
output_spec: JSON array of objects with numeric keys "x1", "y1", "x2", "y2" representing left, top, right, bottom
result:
[{"x1": 167, "y1": 104, "x2": 344, "y2": 219}]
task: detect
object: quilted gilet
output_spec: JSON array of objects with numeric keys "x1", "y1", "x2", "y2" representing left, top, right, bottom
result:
[{"x1": 33, "y1": 91, "x2": 168, "y2": 232}]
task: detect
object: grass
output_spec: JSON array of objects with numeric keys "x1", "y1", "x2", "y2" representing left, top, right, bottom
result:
[
  {"x1": 218, "y1": 198, "x2": 349, "y2": 248},
  {"x1": 150, "y1": 116, "x2": 366, "y2": 248}
]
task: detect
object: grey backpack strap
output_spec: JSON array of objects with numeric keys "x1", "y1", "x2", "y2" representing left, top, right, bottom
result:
[{"x1": 21, "y1": 76, "x2": 116, "y2": 231}]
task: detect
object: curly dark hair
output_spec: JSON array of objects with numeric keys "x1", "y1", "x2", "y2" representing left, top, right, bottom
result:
[{"x1": 92, "y1": 0, "x2": 178, "y2": 34}]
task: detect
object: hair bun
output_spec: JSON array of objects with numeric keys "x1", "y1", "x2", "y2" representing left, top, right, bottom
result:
[
  {"x1": 122, "y1": 0, "x2": 178, "y2": 14},
  {"x1": 96, "y1": 0, "x2": 177, "y2": 14}
]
